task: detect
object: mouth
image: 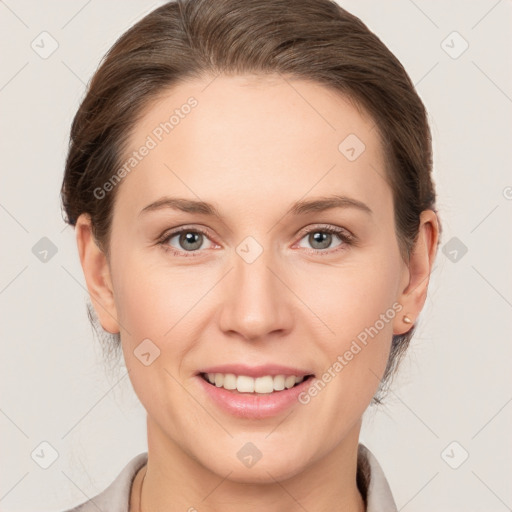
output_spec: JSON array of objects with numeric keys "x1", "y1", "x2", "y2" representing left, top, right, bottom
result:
[
  {"x1": 198, "y1": 372, "x2": 315, "y2": 395},
  {"x1": 195, "y1": 368, "x2": 317, "y2": 419}
]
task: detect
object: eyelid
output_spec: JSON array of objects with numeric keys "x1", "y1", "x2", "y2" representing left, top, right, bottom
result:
[{"x1": 295, "y1": 223, "x2": 354, "y2": 241}]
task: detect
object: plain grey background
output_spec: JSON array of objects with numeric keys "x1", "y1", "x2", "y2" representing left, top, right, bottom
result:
[{"x1": 1, "y1": 1, "x2": 511, "y2": 511}]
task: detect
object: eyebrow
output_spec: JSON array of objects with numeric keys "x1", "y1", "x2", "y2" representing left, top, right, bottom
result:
[{"x1": 139, "y1": 194, "x2": 373, "y2": 218}]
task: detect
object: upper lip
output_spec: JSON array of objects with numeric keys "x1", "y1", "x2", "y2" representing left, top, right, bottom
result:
[{"x1": 197, "y1": 364, "x2": 315, "y2": 378}]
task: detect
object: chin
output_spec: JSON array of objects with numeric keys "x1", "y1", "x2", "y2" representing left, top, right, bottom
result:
[
  {"x1": 198, "y1": 442, "x2": 311, "y2": 484},
  {"x1": 217, "y1": 460, "x2": 306, "y2": 485}
]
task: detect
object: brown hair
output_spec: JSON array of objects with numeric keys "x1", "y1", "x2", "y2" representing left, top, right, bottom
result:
[{"x1": 61, "y1": 0, "x2": 441, "y2": 402}]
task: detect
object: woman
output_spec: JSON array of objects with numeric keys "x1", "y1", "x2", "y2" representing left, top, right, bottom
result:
[{"x1": 60, "y1": 0, "x2": 441, "y2": 510}]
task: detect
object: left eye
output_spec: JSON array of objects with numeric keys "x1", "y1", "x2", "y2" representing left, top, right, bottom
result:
[{"x1": 296, "y1": 228, "x2": 345, "y2": 251}]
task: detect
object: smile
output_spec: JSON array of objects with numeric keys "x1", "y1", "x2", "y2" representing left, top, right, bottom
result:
[{"x1": 200, "y1": 372, "x2": 314, "y2": 394}]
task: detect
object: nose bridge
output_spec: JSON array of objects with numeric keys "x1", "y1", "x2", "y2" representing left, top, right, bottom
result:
[{"x1": 219, "y1": 237, "x2": 292, "y2": 339}]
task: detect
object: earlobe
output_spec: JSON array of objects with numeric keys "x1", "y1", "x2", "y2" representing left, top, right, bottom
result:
[
  {"x1": 75, "y1": 213, "x2": 120, "y2": 334},
  {"x1": 393, "y1": 209, "x2": 439, "y2": 335}
]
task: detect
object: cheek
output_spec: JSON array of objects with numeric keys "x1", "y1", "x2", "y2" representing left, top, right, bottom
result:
[
  {"x1": 111, "y1": 248, "x2": 210, "y2": 341},
  {"x1": 111, "y1": 254, "x2": 204, "y2": 419},
  {"x1": 296, "y1": 251, "x2": 401, "y2": 344},
  {"x1": 296, "y1": 250, "x2": 401, "y2": 399},
  {"x1": 111, "y1": 251, "x2": 216, "y2": 400}
]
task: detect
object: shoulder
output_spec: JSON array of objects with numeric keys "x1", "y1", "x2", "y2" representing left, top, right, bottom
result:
[
  {"x1": 60, "y1": 452, "x2": 148, "y2": 512},
  {"x1": 358, "y1": 443, "x2": 398, "y2": 512}
]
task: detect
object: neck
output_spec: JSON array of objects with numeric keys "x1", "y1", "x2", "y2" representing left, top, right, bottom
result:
[{"x1": 132, "y1": 417, "x2": 365, "y2": 512}]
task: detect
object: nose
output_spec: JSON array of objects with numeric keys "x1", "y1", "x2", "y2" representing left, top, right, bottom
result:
[{"x1": 218, "y1": 243, "x2": 294, "y2": 342}]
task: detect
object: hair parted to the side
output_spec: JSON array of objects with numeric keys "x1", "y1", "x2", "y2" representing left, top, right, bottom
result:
[{"x1": 61, "y1": 0, "x2": 441, "y2": 403}]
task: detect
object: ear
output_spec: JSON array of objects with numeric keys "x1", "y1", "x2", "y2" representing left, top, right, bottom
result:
[
  {"x1": 393, "y1": 209, "x2": 439, "y2": 335},
  {"x1": 75, "y1": 213, "x2": 120, "y2": 334}
]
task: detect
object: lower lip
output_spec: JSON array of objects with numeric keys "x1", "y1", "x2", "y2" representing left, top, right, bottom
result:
[{"x1": 196, "y1": 374, "x2": 314, "y2": 419}]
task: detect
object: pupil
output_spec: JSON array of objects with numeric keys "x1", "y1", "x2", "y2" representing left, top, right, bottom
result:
[
  {"x1": 311, "y1": 232, "x2": 331, "y2": 249},
  {"x1": 181, "y1": 232, "x2": 202, "y2": 251}
]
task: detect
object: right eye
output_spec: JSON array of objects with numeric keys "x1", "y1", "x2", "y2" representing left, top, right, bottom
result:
[{"x1": 158, "y1": 227, "x2": 216, "y2": 257}]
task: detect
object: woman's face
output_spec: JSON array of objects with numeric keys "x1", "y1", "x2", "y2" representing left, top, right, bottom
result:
[{"x1": 83, "y1": 74, "x2": 425, "y2": 482}]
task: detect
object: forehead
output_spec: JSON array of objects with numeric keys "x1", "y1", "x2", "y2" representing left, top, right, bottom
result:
[{"x1": 115, "y1": 73, "x2": 391, "y2": 221}]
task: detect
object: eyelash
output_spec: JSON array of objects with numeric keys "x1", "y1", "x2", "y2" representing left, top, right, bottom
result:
[{"x1": 156, "y1": 225, "x2": 355, "y2": 258}]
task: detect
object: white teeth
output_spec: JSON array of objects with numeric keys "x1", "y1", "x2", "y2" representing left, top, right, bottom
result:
[
  {"x1": 254, "y1": 376, "x2": 274, "y2": 393},
  {"x1": 204, "y1": 373, "x2": 308, "y2": 393},
  {"x1": 273, "y1": 375, "x2": 285, "y2": 391},
  {"x1": 236, "y1": 375, "x2": 254, "y2": 393},
  {"x1": 223, "y1": 373, "x2": 237, "y2": 390},
  {"x1": 284, "y1": 375, "x2": 296, "y2": 389}
]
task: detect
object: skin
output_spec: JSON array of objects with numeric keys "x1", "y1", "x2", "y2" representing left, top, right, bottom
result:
[{"x1": 75, "y1": 74, "x2": 439, "y2": 512}]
